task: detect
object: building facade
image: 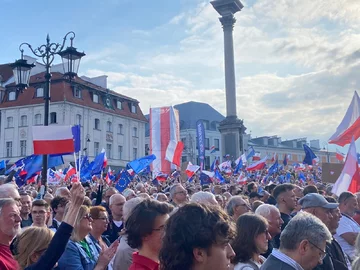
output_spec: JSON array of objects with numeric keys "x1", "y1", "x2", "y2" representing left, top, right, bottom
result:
[{"x1": 0, "y1": 59, "x2": 147, "y2": 168}]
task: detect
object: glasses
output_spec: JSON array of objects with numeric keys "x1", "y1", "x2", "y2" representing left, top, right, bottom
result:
[
  {"x1": 32, "y1": 210, "x2": 47, "y2": 216},
  {"x1": 83, "y1": 214, "x2": 92, "y2": 220},
  {"x1": 93, "y1": 217, "x2": 109, "y2": 221},
  {"x1": 309, "y1": 241, "x2": 326, "y2": 261}
]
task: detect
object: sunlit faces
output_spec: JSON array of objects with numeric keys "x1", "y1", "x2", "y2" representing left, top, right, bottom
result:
[
  {"x1": 144, "y1": 214, "x2": 169, "y2": 253},
  {"x1": 20, "y1": 195, "x2": 32, "y2": 215},
  {"x1": 31, "y1": 206, "x2": 50, "y2": 227},
  {"x1": 193, "y1": 239, "x2": 235, "y2": 270},
  {"x1": 255, "y1": 228, "x2": 271, "y2": 254},
  {"x1": 92, "y1": 211, "x2": 109, "y2": 232},
  {"x1": 267, "y1": 210, "x2": 284, "y2": 236},
  {"x1": 0, "y1": 203, "x2": 21, "y2": 237},
  {"x1": 80, "y1": 213, "x2": 93, "y2": 233}
]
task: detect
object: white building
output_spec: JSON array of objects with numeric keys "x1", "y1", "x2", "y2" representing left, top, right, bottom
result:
[{"x1": 0, "y1": 58, "x2": 147, "y2": 168}]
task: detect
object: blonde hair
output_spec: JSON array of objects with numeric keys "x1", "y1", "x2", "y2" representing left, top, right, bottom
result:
[
  {"x1": 64, "y1": 204, "x2": 89, "y2": 242},
  {"x1": 15, "y1": 227, "x2": 54, "y2": 269}
]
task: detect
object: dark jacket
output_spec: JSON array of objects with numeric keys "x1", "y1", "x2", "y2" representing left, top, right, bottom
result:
[
  {"x1": 103, "y1": 220, "x2": 124, "y2": 243},
  {"x1": 260, "y1": 254, "x2": 296, "y2": 270}
]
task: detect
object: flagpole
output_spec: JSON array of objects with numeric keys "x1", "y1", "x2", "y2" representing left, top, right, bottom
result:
[{"x1": 73, "y1": 152, "x2": 78, "y2": 182}]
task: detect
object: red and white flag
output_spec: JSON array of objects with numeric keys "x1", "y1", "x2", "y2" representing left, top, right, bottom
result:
[
  {"x1": 246, "y1": 156, "x2": 268, "y2": 171},
  {"x1": 150, "y1": 107, "x2": 180, "y2": 174},
  {"x1": 165, "y1": 140, "x2": 184, "y2": 167},
  {"x1": 252, "y1": 152, "x2": 261, "y2": 161},
  {"x1": 336, "y1": 149, "x2": 345, "y2": 162},
  {"x1": 332, "y1": 137, "x2": 360, "y2": 196},
  {"x1": 186, "y1": 162, "x2": 200, "y2": 178},
  {"x1": 32, "y1": 126, "x2": 74, "y2": 155},
  {"x1": 65, "y1": 165, "x2": 76, "y2": 181},
  {"x1": 105, "y1": 167, "x2": 113, "y2": 184},
  {"x1": 271, "y1": 153, "x2": 277, "y2": 162},
  {"x1": 329, "y1": 91, "x2": 360, "y2": 146}
]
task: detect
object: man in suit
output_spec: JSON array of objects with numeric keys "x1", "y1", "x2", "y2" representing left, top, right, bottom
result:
[
  {"x1": 261, "y1": 212, "x2": 332, "y2": 270},
  {"x1": 50, "y1": 196, "x2": 69, "y2": 230}
]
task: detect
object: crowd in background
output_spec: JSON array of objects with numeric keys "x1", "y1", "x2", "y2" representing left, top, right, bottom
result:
[{"x1": 0, "y1": 165, "x2": 360, "y2": 270}]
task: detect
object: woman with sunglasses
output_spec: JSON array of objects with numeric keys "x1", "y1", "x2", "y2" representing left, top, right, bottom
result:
[
  {"x1": 231, "y1": 213, "x2": 270, "y2": 270},
  {"x1": 58, "y1": 205, "x2": 119, "y2": 270},
  {"x1": 15, "y1": 183, "x2": 86, "y2": 269}
]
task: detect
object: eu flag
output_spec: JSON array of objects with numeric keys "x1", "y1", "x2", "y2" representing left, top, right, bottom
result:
[
  {"x1": 115, "y1": 171, "x2": 133, "y2": 192},
  {"x1": 128, "y1": 154, "x2": 156, "y2": 174}
]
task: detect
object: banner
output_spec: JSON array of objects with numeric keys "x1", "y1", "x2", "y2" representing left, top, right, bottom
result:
[
  {"x1": 150, "y1": 107, "x2": 180, "y2": 174},
  {"x1": 196, "y1": 120, "x2": 206, "y2": 170}
]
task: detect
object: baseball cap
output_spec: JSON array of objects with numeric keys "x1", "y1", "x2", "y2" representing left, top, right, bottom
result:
[{"x1": 299, "y1": 193, "x2": 339, "y2": 209}]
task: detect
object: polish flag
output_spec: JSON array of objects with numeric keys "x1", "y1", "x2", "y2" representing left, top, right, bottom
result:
[
  {"x1": 252, "y1": 153, "x2": 261, "y2": 161},
  {"x1": 237, "y1": 172, "x2": 247, "y2": 185},
  {"x1": 186, "y1": 162, "x2": 200, "y2": 178},
  {"x1": 102, "y1": 149, "x2": 108, "y2": 168},
  {"x1": 336, "y1": 149, "x2": 345, "y2": 162},
  {"x1": 246, "y1": 156, "x2": 268, "y2": 171},
  {"x1": 165, "y1": 140, "x2": 184, "y2": 167},
  {"x1": 329, "y1": 91, "x2": 360, "y2": 146},
  {"x1": 105, "y1": 167, "x2": 113, "y2": 184},
  {"x1": 32, "y1": 126, "x2": 75, "y2": 155},
  {"x1": 156, "y1": 172, "x2": 168, "y2": 182},
  {"x1": 65, "y1": 165, "x2": 76, "y2": 181},
  {"x1": 332, "y1": 137, "x2": 360, "y2": 196},
  {"x1": 271, "y1": 153, "x2": 277, "y2": 162}
]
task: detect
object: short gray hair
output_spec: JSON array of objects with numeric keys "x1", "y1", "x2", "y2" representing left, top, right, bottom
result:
[
  {"x1": 190, "y1": 191, "x2": 216, "y2": 205},
  {"x1": 54, "y1": 187, "x2": 69, "y2": 197},
  {"x1": 123, "y1": 197, "x2": 143, "y2": 222},
  {"x1": 169, "y1": 184, "x2": 182, "y2": 199},
  {"x1": 0, "y1": 183, "x2": 18, "y2": 199},
  {"x1": 109, "y1": 194, "x2": 125, "y2": 206},
  {"x1": 280, "y1": 212, "x2": 332, "y2": 251},
  {"x1": 0, "y1": 198, "x2": 17, "y2": 216},
  {"x1": 226, "y1": 196, "x2": 244, "y2": 217},
  {"x1": 255, "y1": 204, "x2": 279, "y2": 218}
]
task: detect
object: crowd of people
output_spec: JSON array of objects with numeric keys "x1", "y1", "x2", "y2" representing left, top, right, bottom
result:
[{"x1": 0, "y1": 166, "x2": 360, "y2": 270}]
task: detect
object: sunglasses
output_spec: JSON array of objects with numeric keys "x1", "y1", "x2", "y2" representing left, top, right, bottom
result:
[{"x1": 83, "y1": 214, "x2": 92, "y2": 220}]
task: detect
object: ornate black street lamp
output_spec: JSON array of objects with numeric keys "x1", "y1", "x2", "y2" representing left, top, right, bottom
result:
[{"x1": 11, "y1": 31, "x2": 85, "y2": 189}]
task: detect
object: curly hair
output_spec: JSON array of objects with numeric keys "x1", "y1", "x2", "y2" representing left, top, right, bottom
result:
[
  {"x1": 231, "y1": 213, "x2": 268, "y2": 264},
  {"x1": 159, "y1": 203, "x2": 236, "y2": 270},
  {"x1": 125, "y1": 199, "x2": 174, "y2": 249}
]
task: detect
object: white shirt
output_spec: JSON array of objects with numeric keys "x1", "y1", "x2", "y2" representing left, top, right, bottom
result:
[
  {"x1": 334, "y1": 214, "x2": 360, "y2": 261},
  {"x1": 113, "y1": 220, "x2": 123, "y2": 228},
  {"x1": 234, "y1": 256, "x2": 265, "y2": 270}
]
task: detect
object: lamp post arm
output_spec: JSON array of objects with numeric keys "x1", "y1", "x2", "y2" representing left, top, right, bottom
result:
[{"x1": 58, "y1": 31, "x2": 76, "y2": 52}]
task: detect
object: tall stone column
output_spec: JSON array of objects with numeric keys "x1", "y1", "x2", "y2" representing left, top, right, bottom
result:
[{"x1": 211, "y1": 0, "x2": 247, "y2": 160}]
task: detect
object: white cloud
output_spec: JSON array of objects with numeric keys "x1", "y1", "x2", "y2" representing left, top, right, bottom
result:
[{"x1": 82, "y1": 0, "x2": 360, "y2": 148}]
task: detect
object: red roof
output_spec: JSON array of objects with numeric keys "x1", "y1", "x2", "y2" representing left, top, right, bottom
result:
[
  {"x1": 0, "y1": 72, "x2": 147, "y2": 122},
  {"x1": 0, "y1": 64, "x2": 13, "y2": 83}
]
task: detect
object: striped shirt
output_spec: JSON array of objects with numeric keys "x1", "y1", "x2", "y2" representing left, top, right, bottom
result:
[{"x1": 271, "y1": 249, "x2": 304, "y2": 270}]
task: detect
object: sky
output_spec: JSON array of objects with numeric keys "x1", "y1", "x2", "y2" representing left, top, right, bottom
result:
[{"x1": 1, "y1": 0, "x2": 360, "y2": 152}]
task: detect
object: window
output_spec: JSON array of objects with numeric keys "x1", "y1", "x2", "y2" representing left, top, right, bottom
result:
[
  {"x1": 35, "y1": 114, "x2": 42, "y2": 125},
  {"x1": 94, "y1": 142, "x2": 100, "y2": 156},
  {"x1": 6, "y1": 117, "x2": 13, "y2": 128},
  {"x1": 129, "y1": 103, "x2": 137, "y2": 113},
  {"x1": 74, "y1": 87, "x2": 81, "y2": 98},
  {"x1": 20, "y1": 140, "x2": 26, "y2": 156},
  {"x1": 94, "y1": 118, "x2": 100, "y2": 130},
  {"x1": 50, "y1": 112, "x2": 57, "y2": 124},
  {"x1": 181, "y1": 137, "x2": 187, "y2": 150},
  {"x1": 133, "y1": 148, "x2": 138, "y2": 159},
  {"x1": 298, "y1": 155, "x2": 302, "y2": 161},
  {"x1": 36, "y1": 88, "x2": 44, "y2": 97},
  {"x1": 205, "y1": 156, "x2": 210, "y2": 169},
  {"x1": 214, "y1": 139, "x2": 220, "y2": 150},
  {"x1": 106, "y1": 121, "x2": 112, "y2": 132},
  {"x1": 8, "y1": 91, "x2": 16, "y2": 101},
  {"x1": 117, "y1": 101, "x2": 122, "y2": 110},
  {"x1": 76, "y1": 114, "x2": 82, "y2": 126},
  {"x1": 6, "y1": 142, "x2": 12, "y2": 158},
  {"x1": 205, "y1": 138, "x2": 210, "y2": 150},
  {"x1": 20, "y1": 115, "x2": 27, "y2": 126},
  {"x1": 182, "y1": 156, "x2": 187, "y2": 163},
  {"x1": 132, "y1": 127, "x2": 138, "y2": 137},
  {"x1": 118, "y1": 124, "x2": 124, "y2": 134},
  {"x1": 118, "y1": 145, "x2": 123, "y2": 160},
  {"x1": 93, "y1": 94, "x2": 99, "y2": 103},
  {"x1": 107, "y1": 144, "x2": 112, "y2": 159}
]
